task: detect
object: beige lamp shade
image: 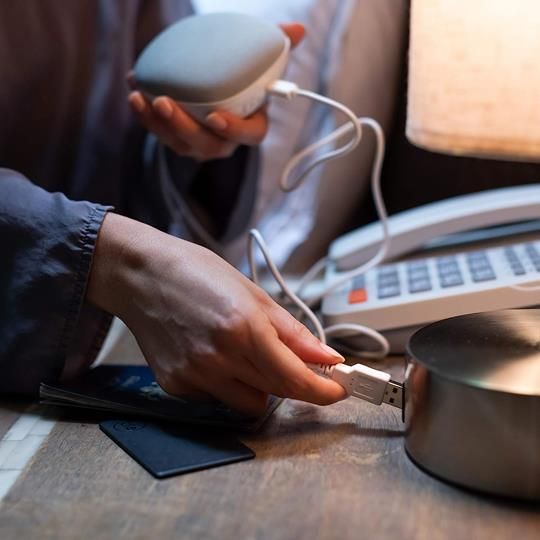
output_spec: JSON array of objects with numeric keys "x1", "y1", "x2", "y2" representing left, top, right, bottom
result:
[{"x1": 407, "y1": 0, "x2": 540, "y2": 160}]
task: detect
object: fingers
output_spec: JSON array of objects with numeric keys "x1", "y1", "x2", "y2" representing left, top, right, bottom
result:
[
  {"x1": 128, "y1": 91, "x2": 265, "y2": 153},
  {"x1": 202, "y1": 377, "x2": 269, "y2": 417},
  {"x1": 159, "y1": 364, "x2": 268, "y2": 416},
  {"x1": 279, "y1": 23, "x2": 306, "y2": 49},
  {"x1": 155, "y1": 375, "x2": 209, "y2": 400},
  {"x1": 214, "y1": 354, "x2": 277, "y2": 397},
  {"x1": 205, "y1": 109, "x2": 268, "y2": 146},
  {"x1": 127, "y1": 21, "x2": 304, "y2": 159},
  {"x1": 128, "y1": 92, "x2": 238, "y2": 160},
  {"x1": 249, "y1": 321, "x2": 348, "y2": 405},
  {"x1": 267, "y1": 303, "x2": 345, "y2": 366},
  {"x1": 126, "y1": 69, "x2": 136, "y2": 90}
]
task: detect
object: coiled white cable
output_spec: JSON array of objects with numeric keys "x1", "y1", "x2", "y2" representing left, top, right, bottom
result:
[
  {"x1": 278, "y1": 90, "x2": 363, "y2": 192},
  {"x1": 248, "y1": 81, "x2": 392, "y2": 357}
]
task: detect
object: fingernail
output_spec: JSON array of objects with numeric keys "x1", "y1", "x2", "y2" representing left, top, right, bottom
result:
[
  {"x1": 320, "y1": 343, "x2": 345, "y2": 361},
  {"x1": 206, "y1": 112, "x2": 228, "y2": 130},
  {"x1": 125, "y1": 70, "x2": 136, "y2": 89},
  {"x1": 128, "y1": 92, "x2": 145, "y2": 113},
  {"x1": 153, "y1": 97, "x2": 173, "y2": 119}
]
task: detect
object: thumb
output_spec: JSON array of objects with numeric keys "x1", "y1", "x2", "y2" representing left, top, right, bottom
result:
[{"x1": 268, "y1": 304, "x2": 345, "y2": 366}]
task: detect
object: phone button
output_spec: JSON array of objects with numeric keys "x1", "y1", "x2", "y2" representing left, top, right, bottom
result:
[
  {"x1": 470, "y1": 269, "x2": 496, "y2": 282},
  {"x1": 348, "y1": 289, "x2": 368, "y2": 304},
  {"x1": 440, "y1": 273, "x2": 465, "y2": 287},
  {"x1": 378, "y1": 285, "x2": 401, "y2": 299},
  {"x1": 409, "y1": 278, "x2": 432, "y2": 293}
]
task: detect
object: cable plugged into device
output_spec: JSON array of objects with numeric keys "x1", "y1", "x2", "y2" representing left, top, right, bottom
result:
[
  {"x1": 253, "y1": 80, "x2": 402, "y2": 408},
  {"x1": 269, "y1": 79, "x2": 364, "y2": 193},
  {"x1": 268, "y1": 80, "x2": 299, "y2": 100},
  {"x1": 309, "y1": 363, "x2": 403, "y2": 409},
  {"x1": 247, "y1": 115, "x2": 391, "y2": 359}
]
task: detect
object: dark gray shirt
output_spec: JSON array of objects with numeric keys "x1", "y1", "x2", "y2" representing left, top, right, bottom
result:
[{"x1": 0, "y1": 1, "x2": 256, "y2": 395}]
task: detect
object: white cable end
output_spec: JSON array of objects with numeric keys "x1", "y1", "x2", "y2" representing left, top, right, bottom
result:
[
  {"x1": 382, "y1": 380, "x2": 404, "y2": 409},
  {"x1": 310, "y1": 362, "x2": 403, "y2": 408},
  {"x1": 332, "y1": 363, "x2": 391, "y2": 405},
  {"x1": 268, "y1": 80, "x2": 299, "y2": 99}
]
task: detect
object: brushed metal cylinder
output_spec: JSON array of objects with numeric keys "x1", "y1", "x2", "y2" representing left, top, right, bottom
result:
[{"x1": 405, "y1": 310, "x2": 540, "y2": 500}]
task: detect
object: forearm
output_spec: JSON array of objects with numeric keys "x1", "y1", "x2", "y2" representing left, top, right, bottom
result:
[
  {"x1": 86, "y1": 212, "x2": 143, "y2": 318},
  {"x1": 86, "y1": 210, "x2": 188, "y2": 316}
]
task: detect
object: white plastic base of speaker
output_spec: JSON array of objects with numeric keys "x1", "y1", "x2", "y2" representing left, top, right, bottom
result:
[{"x1": 177, "y1": 36, "x2": 290, "y2": 121}]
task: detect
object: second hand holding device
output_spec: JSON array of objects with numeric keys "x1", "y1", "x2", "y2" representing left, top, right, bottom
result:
[{"x1": 134, "y1": 12, "x2": 290, "y2": 121}]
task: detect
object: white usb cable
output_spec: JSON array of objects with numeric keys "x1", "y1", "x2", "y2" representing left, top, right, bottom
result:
[
  {"x1": 246, "y1": 80, "x2": 403, "y2": 407},
  {"x1": 310, "y1": 362, "x2": 403, "y2": 409}
]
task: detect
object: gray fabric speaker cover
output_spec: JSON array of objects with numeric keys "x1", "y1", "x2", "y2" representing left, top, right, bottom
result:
[{"x1": 134, "y1": 12, "x2": 286, "y2": 103}]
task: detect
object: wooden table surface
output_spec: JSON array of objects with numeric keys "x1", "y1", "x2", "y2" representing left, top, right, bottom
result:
[{"x1": 0, "y1": 324, "x2": 539, "y2": 540}]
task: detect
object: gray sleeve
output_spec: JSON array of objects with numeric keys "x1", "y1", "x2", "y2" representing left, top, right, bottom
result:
[{"x1": 0, "y1": 170, "x2": 111, "y2": 395}]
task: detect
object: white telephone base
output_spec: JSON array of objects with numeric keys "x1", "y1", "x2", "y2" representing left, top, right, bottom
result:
[
  {"x1": 329, "y1": 184, "x2": 540, "y2": 272},
  {"x1": 322, "y1": 186, "x2": 540, "y2": 354}
]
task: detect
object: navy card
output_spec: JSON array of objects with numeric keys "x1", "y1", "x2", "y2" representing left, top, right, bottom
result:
[{"x1": 100, "y1": 419, "x2": 255, "y2": 478}]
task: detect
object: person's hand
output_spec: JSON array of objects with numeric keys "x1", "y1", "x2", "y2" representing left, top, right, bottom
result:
[
  {"x1": 87, "y1": 213, "x2": 347, "y2": 415},
  {"x1": 127, "y1": 23, "x2": 305, "y2": 161}
]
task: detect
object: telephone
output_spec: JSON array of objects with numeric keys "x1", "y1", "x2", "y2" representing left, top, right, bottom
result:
[{"x1": 321, "y1": 184, "x2": 540, "y2": 353}]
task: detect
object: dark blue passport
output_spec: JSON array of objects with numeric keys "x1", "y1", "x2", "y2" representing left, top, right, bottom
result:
[
  {"x1": 40, "y1": 365, "x2": 281, "y2": 432},
  {"x1": 100, "y1": 419, "x2": 255, "y2": 478}
]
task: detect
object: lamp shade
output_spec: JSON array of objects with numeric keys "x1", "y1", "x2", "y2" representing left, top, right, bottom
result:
[{"x1": 407, "y1": 0, "x2": 540, "y2": 161}]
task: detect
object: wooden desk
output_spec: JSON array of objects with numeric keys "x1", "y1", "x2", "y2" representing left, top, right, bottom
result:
[{"x1": 0, "y1": 326, "x2": 539, "y2": 539}]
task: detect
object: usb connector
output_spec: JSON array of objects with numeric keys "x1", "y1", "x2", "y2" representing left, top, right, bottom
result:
[
  {"x1": 310, "y1": 363, "x2": 404, "y2": 409},
  {"x1": 267, "y1": 79, "x2": 299, "y2": 99},
  {"x1": 382, "y1": 380, "x2": 404, "y2": 409}
]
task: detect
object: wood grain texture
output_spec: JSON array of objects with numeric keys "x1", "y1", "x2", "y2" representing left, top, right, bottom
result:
[
  {"x1": 0, "y1": 366, "x2": 538, "y2": 540},
  {"x1": 1, "y1": 326, "x2": 538, "y2": 539}
]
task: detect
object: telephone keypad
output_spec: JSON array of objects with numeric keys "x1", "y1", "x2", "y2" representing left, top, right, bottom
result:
[
  {"x1": 351, "y1": 275, "x2": 366, "y2": 290},
  {"x1": 378, "y1": 274, "x2": 399, "y2": 287},
  {"x1": 466, "y1": 252, "x2": 491, "y2": 269},
  {"x1": 504, "y1": 247, "x2": 526, "y2": 276},
  {"x1": 377, "y1": 284, "x2": 401, "y2": 299},
  {"x1": 407, "y1": 261, "x2": 432, "y2": 293},
  {"x1": 331, "y1": 239, "x2": 540, "y2": 351},
  {"x1": 525, "y1": 244, "x2": 540, "y2": 270},
  {"x1": 408, "y1": 278, "x2": 432, "y2": 293},
  {"x1": 348, "y1": 275, "x2": 368, "y2": 304},
  {"x1": 376, "y1": 267, "x2": 400, "y2": 299},
  {"x1": 346, "y1": 240, "x2": 540, "y2": 306},
  {"x1": 436, "y1": 257, "x2": 459, "y2": 275},
  {"x1": 440, "y1": 272, "x2": 465, "y2": 287},
  {"x1": 408, "y1": 267, "x2": 429, "y2": 280},
  {"x1": 435, "y1": 256, "x2": 464, "y2": 287},
  {"x1": 510, "y1": 263, "x2": 526, "y2": 276},
  {"x1": 470, "y1": 268, "x2": 496, "y2": 282}
]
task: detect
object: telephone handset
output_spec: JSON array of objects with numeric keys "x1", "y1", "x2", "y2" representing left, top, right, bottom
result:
[
  {"x1": 322, "y1": 185, "x2": 540, "y2": 353},
  {"x1": 329, "y1": 184, "x2": 540, "y2": 271}
]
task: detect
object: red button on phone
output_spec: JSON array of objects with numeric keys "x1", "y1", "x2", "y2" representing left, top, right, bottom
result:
[{"x1": 348, "y1": 289, "x2": 368, "y2": 304}]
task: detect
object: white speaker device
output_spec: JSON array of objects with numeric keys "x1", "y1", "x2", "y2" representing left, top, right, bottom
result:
[{"x1": 134, "y1": 12, "x2": 290, "y2": 121}]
